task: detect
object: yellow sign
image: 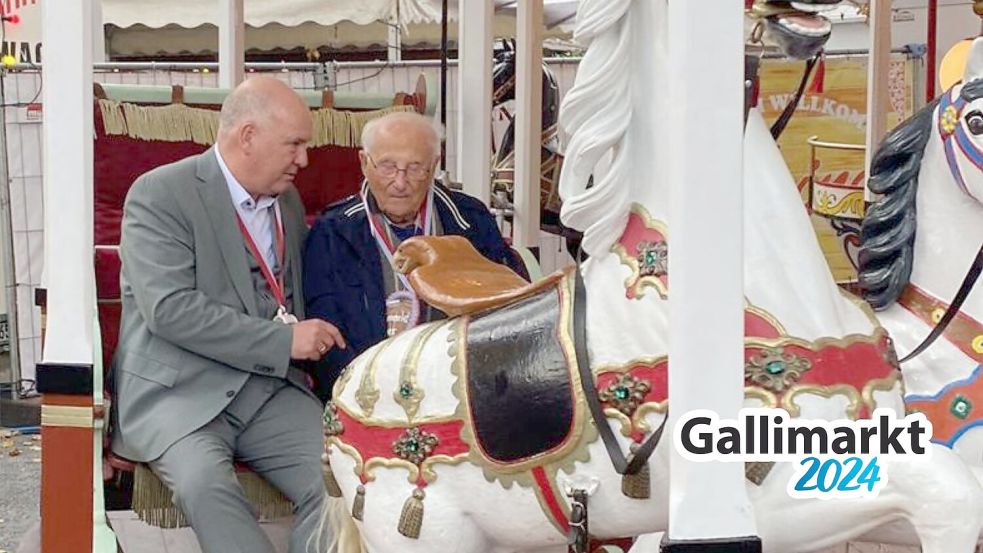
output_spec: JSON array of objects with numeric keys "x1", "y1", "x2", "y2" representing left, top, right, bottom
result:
[{"x1": 758, "y1": 54, "x2": 915, "y2": 283}]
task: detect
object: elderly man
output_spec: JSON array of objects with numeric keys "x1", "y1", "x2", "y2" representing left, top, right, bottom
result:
[
  {"x1": 303, "y1": 112, "x2": 525, "y2": 400},
  {"x1": 113, "y1": 76, "x2": 343, "y2": 553}
]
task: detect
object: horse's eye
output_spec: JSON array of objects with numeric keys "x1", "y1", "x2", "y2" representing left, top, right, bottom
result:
[{"x1": 967, "y1": 112, "x2": 983, "y2": 136}]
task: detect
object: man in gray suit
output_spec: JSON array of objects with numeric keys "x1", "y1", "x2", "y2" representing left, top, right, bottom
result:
[{"x1": 112, "y1": 76, "x2": 345, "y2": 553}]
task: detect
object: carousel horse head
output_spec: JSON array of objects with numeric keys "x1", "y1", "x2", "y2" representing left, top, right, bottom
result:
[
  {"x1": 860, "y1": 37, "x2": 983, "y2": 309},
  {"x1": 745, "y1": 0, "x2": 843, "y2": 59}
]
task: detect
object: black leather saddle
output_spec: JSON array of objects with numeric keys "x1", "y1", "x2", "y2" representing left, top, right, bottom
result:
[{"x1": 464, "y1": 281, "x2": 575, "y2": 464}]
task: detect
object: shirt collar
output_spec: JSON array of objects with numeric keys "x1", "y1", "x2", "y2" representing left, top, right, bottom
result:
[{"x1": 214, "y1": 146, "x2": 276, "y2": 211}]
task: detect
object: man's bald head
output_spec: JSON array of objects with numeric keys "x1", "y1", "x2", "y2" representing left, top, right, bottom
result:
[
  {"x1": 216, "y1": 76, "x2": 313, "y2": 198},
  {"x1": 361, "y1": 112, "x2": 442, "y2": 160},
  {"x1": 218, "y1": 76, "x2": 309, "y2": 137}
]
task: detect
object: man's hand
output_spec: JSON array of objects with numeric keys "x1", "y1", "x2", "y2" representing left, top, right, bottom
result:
[{"x1": 291, "y1": 319, "x2": 346, "y2": 360}]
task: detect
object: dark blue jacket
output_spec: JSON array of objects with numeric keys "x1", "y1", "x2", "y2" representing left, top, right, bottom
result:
[{"x1": 303, "y1": 183, "x2": 526, "y2": 400}]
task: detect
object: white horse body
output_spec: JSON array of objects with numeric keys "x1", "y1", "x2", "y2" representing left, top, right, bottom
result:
[{"x1": 324, "y1": 3, "x2": 983, "y2": 552}]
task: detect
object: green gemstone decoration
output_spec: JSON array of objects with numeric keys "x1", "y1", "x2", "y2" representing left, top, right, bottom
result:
[
  {"x1": 636, "y1": 240, "x2": 668, "y2": 278},
  {"x1": 322, "y1": 402, "x2": 344, "y2": 436},
  {"x1": 399, "y1": 383, "x2": 414, "y2": 398},
  {"x1": 392, "y1": 427, "x2": 439, "y2": 465},
  {"x1": 598, "y1": 374, "x2": 652, "y2": 416},
  {"x1": 745, "y1": 347, "x2": 812, "y2": 393},
  {"x1": 951, "y1": 396, "x2": 973, "y2": 420},
  {"x1": 765, "y1": 360, "x2": 786, "y2": 375}
]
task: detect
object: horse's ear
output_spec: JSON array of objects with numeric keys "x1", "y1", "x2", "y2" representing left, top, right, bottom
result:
[{"x1": 963, "y1": 36, "x2": 983, "y2": 84}]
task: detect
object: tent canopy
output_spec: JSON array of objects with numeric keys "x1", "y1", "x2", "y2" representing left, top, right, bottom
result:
[{"x1": 101, "y1": 1, "x2": 580, "y2": 57}]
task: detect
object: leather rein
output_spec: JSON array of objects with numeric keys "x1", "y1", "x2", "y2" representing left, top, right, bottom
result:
[{"x1": 572, "y1": 266, "x2": 666, "y2": 475}]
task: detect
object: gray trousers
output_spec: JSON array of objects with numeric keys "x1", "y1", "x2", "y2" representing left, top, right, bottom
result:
[{"x1": 151, "y1": 379, "x2": 326, "y2": 553}]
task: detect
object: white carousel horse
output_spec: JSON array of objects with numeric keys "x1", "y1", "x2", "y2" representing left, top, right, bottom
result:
[
  {"x1": 859, "y1": 40, "x2": 983, "y2": 469},
  {"x1": 321, "y1": 3, "x2": 983, "y2": 553}
]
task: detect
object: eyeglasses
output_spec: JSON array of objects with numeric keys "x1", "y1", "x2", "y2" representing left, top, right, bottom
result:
[{"x1": 366, "y1": 154, "x2": 433, "y2": 182}]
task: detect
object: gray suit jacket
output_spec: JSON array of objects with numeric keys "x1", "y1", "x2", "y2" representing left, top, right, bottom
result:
[{"x1": 111, "y1": 148, "x2": 313, "y2": 462}]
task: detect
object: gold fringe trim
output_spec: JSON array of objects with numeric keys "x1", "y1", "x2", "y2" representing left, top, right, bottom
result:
[
  {"x1": 132, "y1": 463, "x2": 293, "y2": 529},
  {"x1": 98, "y1": 99, "x2": 414, "y2": 148}
]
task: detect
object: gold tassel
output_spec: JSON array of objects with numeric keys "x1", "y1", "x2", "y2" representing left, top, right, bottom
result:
[
  {"x1": 133, "y1": 463, "x2": 188, "y2": 528},
  {"x1": 745, "y1": 461, "x2": 775, "y2": 486},
  {"x1": 397, "y1": 488, "x2": 425, "y2": 539},
  {"x1": 621, "y1": 443, "x2": 651, "y2": 499},
  {"x1": 352, "y1": 485, "x2": 366, "y2": 521},
  {"x1": 323, "y1": 462, "x2": 343, "y2": 498},
  {"x1": 621, "y1": 463, "x2": 651, "y2": 499},
  {"x1": 239, "y1": 471, "x2": 293, "y2": 521}
]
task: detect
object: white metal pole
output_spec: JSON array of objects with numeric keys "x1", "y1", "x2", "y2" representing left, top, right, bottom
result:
[
  {"x1": 41, "y1": 0, "x2": 95, "y2": 366},
  {"x1": 457, "y1": 0, "x2": 493, "y2": 203},
  {"x1": 92, "y1": 0, "x2": 106, "y2": 63},
  {"x1": 864, "y1": 0, "x2": 892, "y2": 202},
  {"x1": 218, "y1": 0, "x2": 245, "y2": 89},
  {"x1": 665, "y1": 0, "x2": 759, "y2": 546},
  {"x1": 513, "y1": 0, "x2": 543, "y2": 249},
  {"x1": 387, "y1": 13, "x2": 402, "y2": 62}
]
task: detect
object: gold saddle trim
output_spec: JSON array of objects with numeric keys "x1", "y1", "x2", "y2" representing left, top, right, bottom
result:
[{"x1": 393, "y1": 235, "x2": 564, "y2": 316}]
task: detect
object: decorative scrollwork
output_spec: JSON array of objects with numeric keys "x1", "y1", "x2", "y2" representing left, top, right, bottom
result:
[{"x1": 745, "y1": 347, "x2": 812, "y2": 392}]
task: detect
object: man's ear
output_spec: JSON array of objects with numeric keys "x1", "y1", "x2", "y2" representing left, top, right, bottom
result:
[{"x1": 238, "y1": 122, "x2": 257, "y2": 153}]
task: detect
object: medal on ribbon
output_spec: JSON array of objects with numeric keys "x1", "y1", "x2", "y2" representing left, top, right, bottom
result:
[
  {"x1": 235, "y1": 204, "x2": 297, "y2": 325},
  {"x1": 364, "y1": 184, "x2": 435, "y2": 336},
  {"x1": 386, "y1": 290, "x2": 420, "y2": 337}
]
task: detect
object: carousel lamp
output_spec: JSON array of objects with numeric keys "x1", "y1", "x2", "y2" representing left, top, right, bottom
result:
[
  {"x1": 1, "y1": 55, "x2": 16, "y2": 69},
  {"x1": 1, "y1": 14, "x2": 20, "y2": 25}
]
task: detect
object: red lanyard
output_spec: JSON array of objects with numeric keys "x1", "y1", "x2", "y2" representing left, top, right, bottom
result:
[{"x1": 235, "y1": 206, "x2": 286, "y2": 307}]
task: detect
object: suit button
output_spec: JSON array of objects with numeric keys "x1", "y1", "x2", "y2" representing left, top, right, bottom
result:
[{"x1": 226, "y1": 390, "x2": 235, "y2": 398}]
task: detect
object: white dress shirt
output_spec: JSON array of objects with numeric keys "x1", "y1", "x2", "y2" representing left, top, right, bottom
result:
[{"x1": 214, "y1": 146, "x2": 282, "y2": 274}]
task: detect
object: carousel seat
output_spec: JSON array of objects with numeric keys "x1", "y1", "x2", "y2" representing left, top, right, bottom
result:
[
  {"x1": 393, "y1": 235, "x2": 562, "y2": 316},
  {"x1": 95, "y1": 245, "x2": 294, "y2": 528}
]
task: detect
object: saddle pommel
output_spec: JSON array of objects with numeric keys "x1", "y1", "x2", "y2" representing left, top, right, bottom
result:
[{"x1": 393, "y1": 235, "x2": 562, "y2": 316}]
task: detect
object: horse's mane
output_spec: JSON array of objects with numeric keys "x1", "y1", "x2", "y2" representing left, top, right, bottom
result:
[
  {"x1": 556, "y1": 0, "x2": 635, "y2": 256},
  {"x1": 858, "y1": 97, "x2": 940, "y2": 309}
]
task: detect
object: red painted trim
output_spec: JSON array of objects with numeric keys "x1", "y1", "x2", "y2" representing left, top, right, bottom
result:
[
  {"x1": 334, "y1": 408, "x2": 470, "y2": 462},
  {"x1": 532, "y1": 466, "x2": 569, "y2": 528},
  {"x1": 41, "y1": 394, "x2": 94, "y2": 553}
]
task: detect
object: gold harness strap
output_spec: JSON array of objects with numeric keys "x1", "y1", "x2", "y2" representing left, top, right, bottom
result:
[{"x1": 394, "y1": 235, "x2": 563, "y2": 316}]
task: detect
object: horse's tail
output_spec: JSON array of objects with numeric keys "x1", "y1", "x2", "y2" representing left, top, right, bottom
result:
[{"x1": 311, "y1": 496, "x2": 366, "y2": 553}]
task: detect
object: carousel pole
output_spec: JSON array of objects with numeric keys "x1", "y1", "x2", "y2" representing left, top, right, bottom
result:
[
  {"x1": 863, "y1": 0, "x2": 891, "y2": 203},
  {"x1": 440, "y1": 0, "x2": 448, "y2": 170},
  {"x1": 927, "y1": 0, "x2": 937, "y2": 103},
  {"x1": 36, "y1": 1, "x2": 98, "y2": 552},
  {"x1": 218, "y1": 0, "x2": 245, "y2": 89},
  {"x1": 457, "y1": 0, "x2": 493, "y2": 203},
  {"x1": 512, "y1": 0, "x2": 543, "y2": 249},
  {"x1": 662, "y1": 0, "x2": 761, "y2": 550}
]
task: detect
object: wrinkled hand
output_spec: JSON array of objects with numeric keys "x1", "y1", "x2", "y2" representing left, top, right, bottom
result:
[{"x1": 291, "y1": 319, "x2": 346, "y2": 360}]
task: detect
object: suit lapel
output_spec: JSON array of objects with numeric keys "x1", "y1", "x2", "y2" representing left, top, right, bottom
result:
[
  {"x1": 280, "y1": 195, "x2": 306, "y2": 319},
  {"x1": 195, "y1": 148, "x2": 259, "y2": 316}
]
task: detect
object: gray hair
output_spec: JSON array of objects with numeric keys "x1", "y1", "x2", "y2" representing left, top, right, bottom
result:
[{"x1": 360, "y1": 112, "x2": 442, "y2": 159}]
